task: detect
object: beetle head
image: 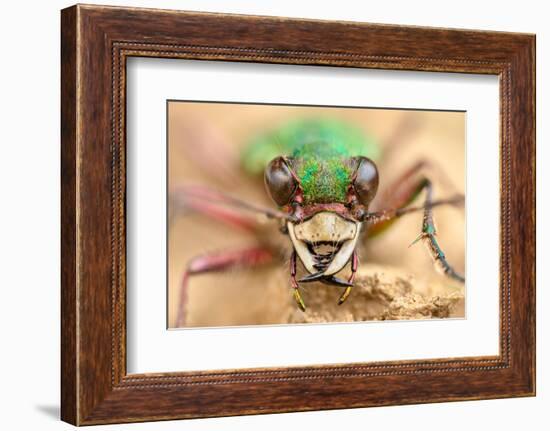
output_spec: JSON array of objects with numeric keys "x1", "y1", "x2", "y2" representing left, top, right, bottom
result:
[{"x1": 264, "y1": 156, "x2": 379, "y2": 276}]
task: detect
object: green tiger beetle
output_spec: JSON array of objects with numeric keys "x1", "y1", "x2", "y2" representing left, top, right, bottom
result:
[{"x1": 171, "y1": 117, "x2": 464, "y2": 327}]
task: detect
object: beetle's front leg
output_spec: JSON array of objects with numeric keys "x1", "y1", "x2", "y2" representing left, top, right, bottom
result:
[
  {"x1": 170, "y1": 184, "x2": 297, "y2": 227},
  {"x1": 290, "y1": 251, "x2": 306, "y2": 312},
  {"x1": 176, "y1": 247, "x2": 274, "y2": 327},
  {"x1": 408, "y1": 179, "x2": 465, "y2": 282},
  {"x1": 364, "y1": 160, "x2": 465, "y2": 283},
  {"x1": 337, "y1": 251, "x2": 358, "y2": 305}
]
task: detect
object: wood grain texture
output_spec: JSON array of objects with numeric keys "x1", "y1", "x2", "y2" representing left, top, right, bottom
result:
[
  {"x1": 60, "y1": 4, "x2": 535, "y2": 425},
  {"x1": 60, "y1": 6, "x2": 78, "y2": 425}
]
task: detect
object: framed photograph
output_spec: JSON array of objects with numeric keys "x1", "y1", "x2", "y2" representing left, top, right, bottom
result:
[
  {"x1": 166, "y1": 102, "x2": 467, "y2": 330},
  {"x1": 61, "y1": 4, "x2": 535, "y2": 425}
]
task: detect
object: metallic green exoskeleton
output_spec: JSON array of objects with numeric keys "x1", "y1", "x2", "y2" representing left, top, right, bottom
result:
[{"x1": 242, "y1": 118, "x2": 381, "y2": 204}]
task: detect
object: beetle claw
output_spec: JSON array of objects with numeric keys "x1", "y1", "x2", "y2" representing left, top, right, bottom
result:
[{"x1": 408, "y1": 233, "x2": 425, "y2": 248}]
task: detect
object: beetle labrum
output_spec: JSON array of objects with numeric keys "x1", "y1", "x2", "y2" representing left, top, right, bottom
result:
[{"x1": 171, "y1": 118, "x2": 464, "y2": 326}]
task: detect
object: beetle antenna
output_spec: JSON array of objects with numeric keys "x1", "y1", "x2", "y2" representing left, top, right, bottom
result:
[{"x1": 171, "y1": 184, "x2": 299, "y2": 222}]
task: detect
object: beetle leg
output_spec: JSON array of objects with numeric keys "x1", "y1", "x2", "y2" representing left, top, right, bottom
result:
[
  {"x1": 368, "y1": 160, "x2": 462, "y2": 236},
  {"x1": 338, "y1": 251, "x2": 358, "y2": 305},
  {"x1": 170, "y1": 184, "x2": 297, "y2": 227},
  {"x1": 365, "y1": 184, "x2": 464, "y2": 283},
  {"x1": 364, "y1": 159, "x2": 465, "y2": 283},
  {"x1": 171, "y1": 190, "x2": 259, "y2": 232},
  {"x1": 176, "y1": 247, "x2": 274, "y2": 327},
  {"x1": 365, "y1": 195, "x2": 463, "y2": 227},
  {"x1": 408, "y1": 180, "x2": 465, "y2": 282},
  {"x1": 290, "y1": 251, "x2": 306, "y2": 312}
]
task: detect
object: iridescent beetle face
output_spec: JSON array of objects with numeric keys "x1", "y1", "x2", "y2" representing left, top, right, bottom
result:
[{"x1": 264, "y1": 156, "x2": 379, "y2": 277}]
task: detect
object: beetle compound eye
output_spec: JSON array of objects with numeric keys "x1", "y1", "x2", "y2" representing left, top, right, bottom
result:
[
  {"x1": 353, "y1": 157, "x2": 379, "y2": 206},
  {"x1": 264, "y1": 157, "x2": 298, "y2": 206}
]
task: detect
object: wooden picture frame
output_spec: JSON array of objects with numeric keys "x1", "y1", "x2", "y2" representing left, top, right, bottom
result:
[{"x1": 61, "y1": 4, "x2": 535, "y2": 425}]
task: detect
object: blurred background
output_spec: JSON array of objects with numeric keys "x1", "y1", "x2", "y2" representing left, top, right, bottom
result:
[{"x1": 168, "y1": 102, "x2": 465, "y2": 328}]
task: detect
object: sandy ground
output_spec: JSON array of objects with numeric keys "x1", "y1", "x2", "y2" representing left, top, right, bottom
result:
[
  {"x1": 168, "y1": 103, "x2": 466, "y2": 328},
  {"x1": 182, "y1": 261, "x2": 465, "y2": 327}
]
